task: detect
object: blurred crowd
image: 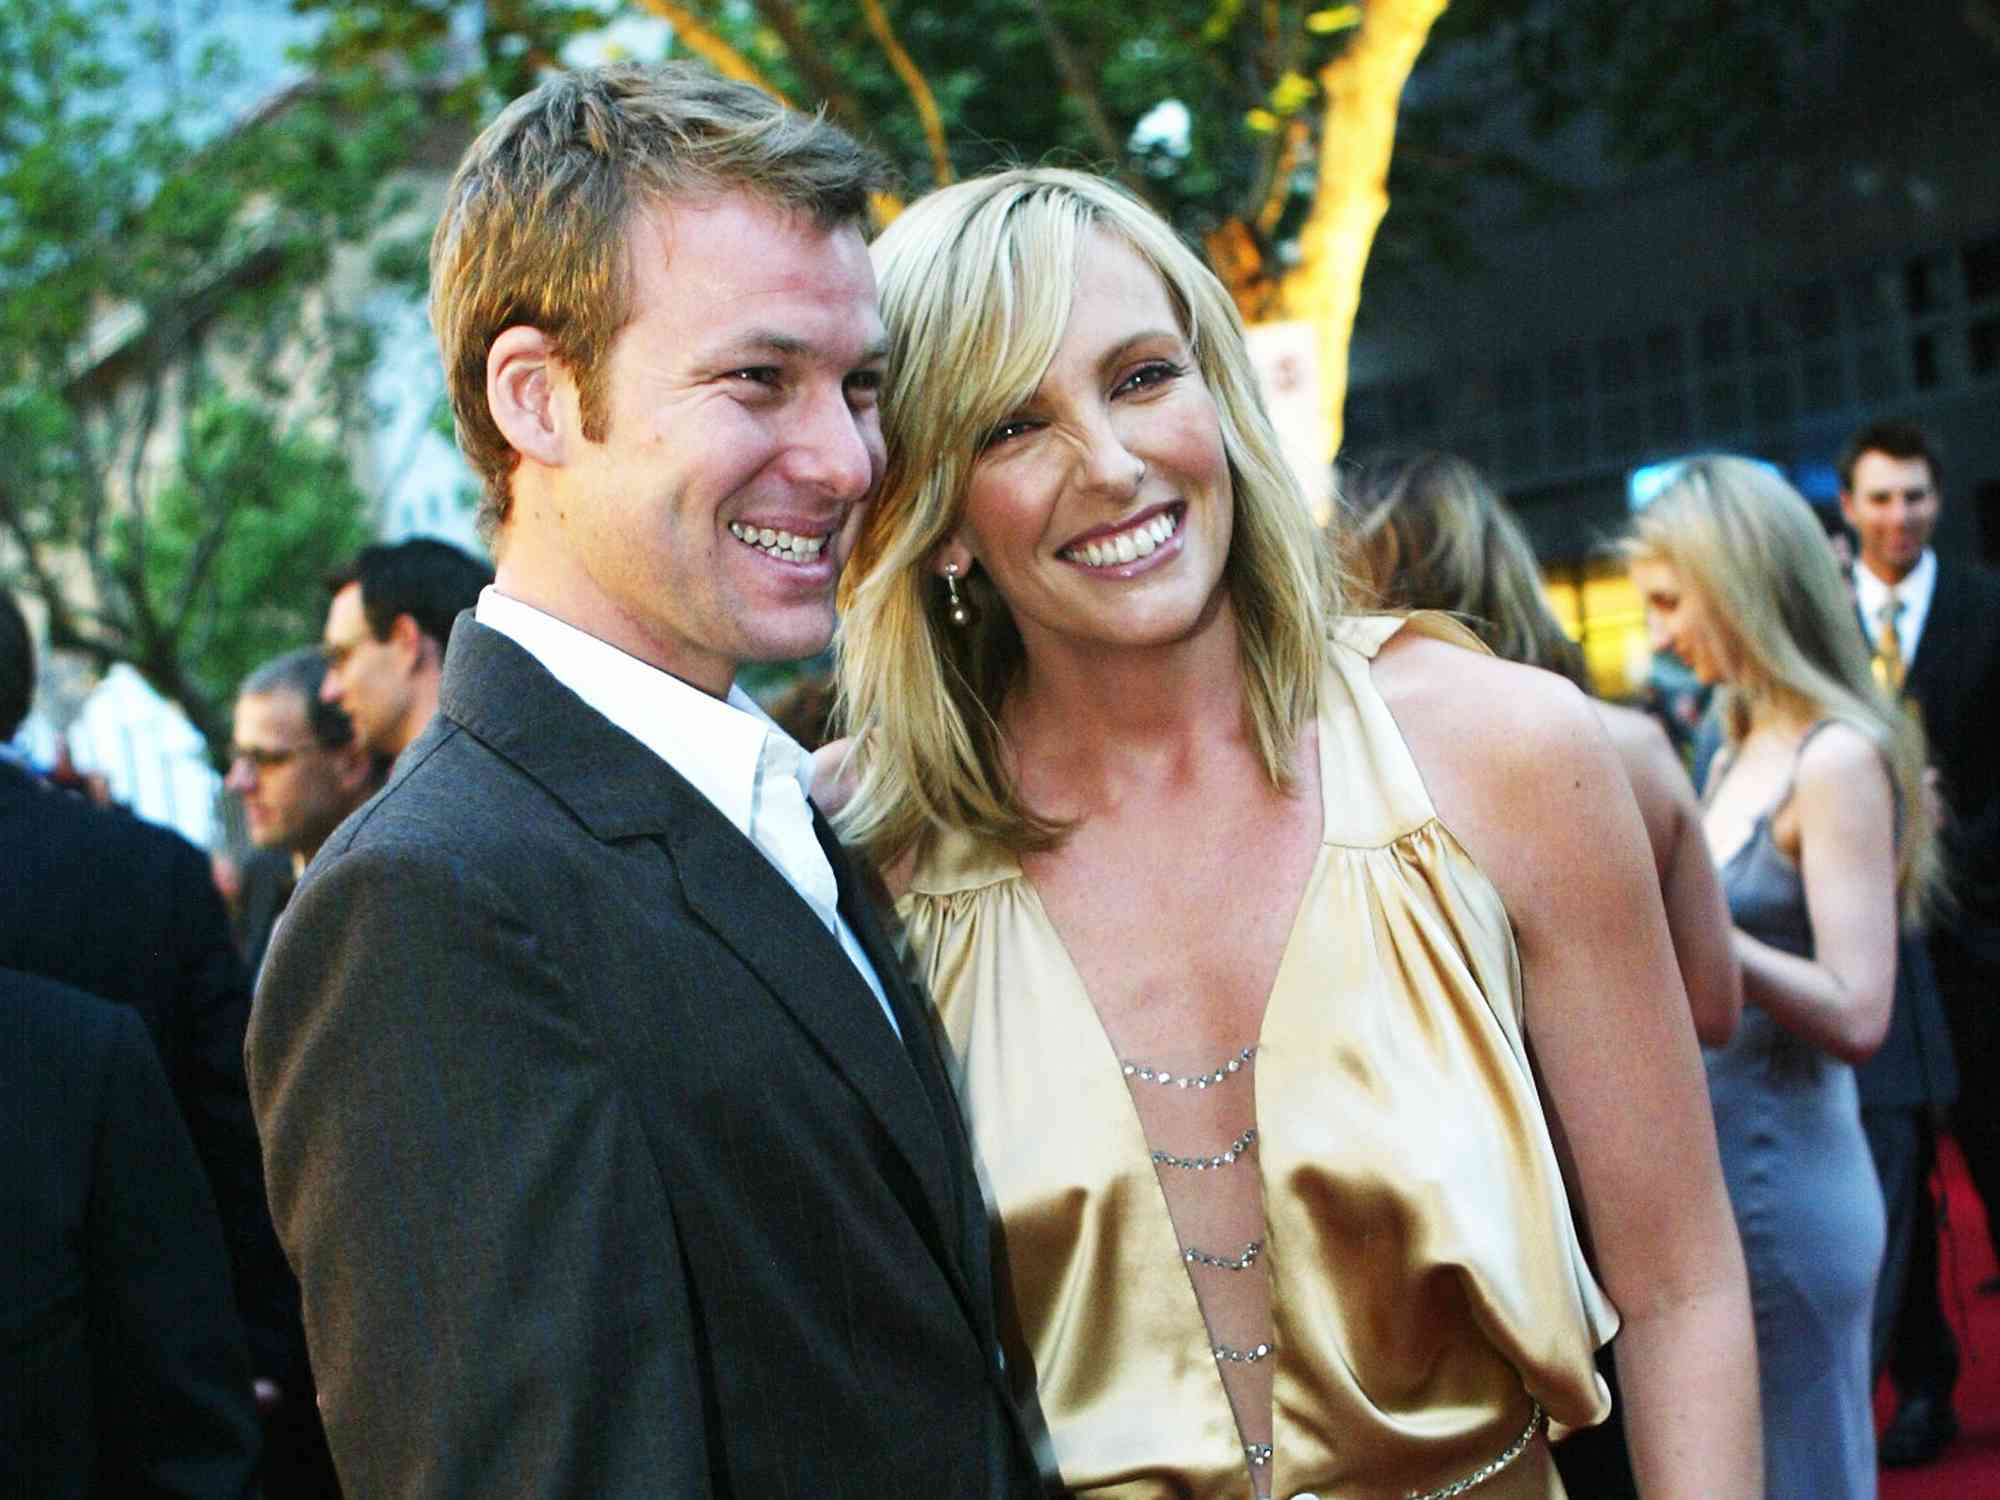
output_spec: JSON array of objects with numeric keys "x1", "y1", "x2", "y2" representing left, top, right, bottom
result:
[{"x1": 3, "y1": 539, "x2": 489, "y2": 1498}]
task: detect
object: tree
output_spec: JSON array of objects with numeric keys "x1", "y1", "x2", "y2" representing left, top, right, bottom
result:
[
  {"x1": 0, "y1": 0, "x2": 418, "y2": 758},
  {"x1": 304, "y1": 0, "x2": 1465, "y2": 458},
  {"x1": 304, "y1": 0, "x2": 1905, "y2": 503}
]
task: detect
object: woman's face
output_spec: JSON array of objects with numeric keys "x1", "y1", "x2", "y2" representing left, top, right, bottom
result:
[
  {"x1": 941, "y1": 230, "x2": 1234, "y2": 667},
  {"x1": 1629, "y1": 556, "x2": 1734, "y2": 685}
]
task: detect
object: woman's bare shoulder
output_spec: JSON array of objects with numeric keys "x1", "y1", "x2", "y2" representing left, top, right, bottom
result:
[
  {"x1": 1590, "y1": 702, "x2": 1694, "y2": 814},
  {"x1": 1791, "y1": 720, "x2": 1893, "y2": 824},
  {"x1": 1591, "y1": 700, "x2": 1675, "y2": 768},
  {"x1": 1372, "y1": 627, "x2": 1605, "y2": 783},
  {"x1": 1372, "y1": 627, "x2": 1648, "y2": 912},
  {"x1": 1796, "y1": 718, "x2": 1883, "y2": 783}
]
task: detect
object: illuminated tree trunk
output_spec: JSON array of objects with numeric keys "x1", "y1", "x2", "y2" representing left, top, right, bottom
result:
[{"x1": 1280, "y1": 0, "x2": 1451, "y2": 459}]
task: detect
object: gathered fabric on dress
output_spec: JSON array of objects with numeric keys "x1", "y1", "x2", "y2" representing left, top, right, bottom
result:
[
  {"x1": 899, "y1": 615, "x2": 1618, "y2": 1500},
  {"x1": 1707, "y1": 723, "x2": 1886, "y2": 1499}
]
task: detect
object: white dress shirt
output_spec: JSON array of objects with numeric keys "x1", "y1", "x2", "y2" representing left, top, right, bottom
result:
[
  {"x1": 475, "y1": 588, "x2": 896, "y2": 1036},
  {"x1": 1855, "y1": 547, "x2": 1939, "y2": 666}
]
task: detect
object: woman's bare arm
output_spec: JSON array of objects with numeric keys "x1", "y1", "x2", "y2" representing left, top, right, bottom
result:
[
  {"x1": 1731, "y1": 722, "x2": 1897, "y2": 1063},
  {"x1": 1593, "y1": 703, "x2": 1743, "y2": 1047},
  {"x1": 1378, "y1": 633, "x2": 1760, "y2": 1499}
]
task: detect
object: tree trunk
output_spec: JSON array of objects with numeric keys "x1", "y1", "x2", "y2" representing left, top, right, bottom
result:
[{"x1": 1280, "y1": 0, "x2": 1451, "y2": 459}]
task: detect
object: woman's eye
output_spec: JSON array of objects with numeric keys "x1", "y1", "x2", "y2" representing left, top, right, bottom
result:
[
  {"x1": 982, "y1": 418, "x2": 1036, "y2": 450},
  {"x1": 1116, "y1": 360, "x2": 1186, "y2": 396}
]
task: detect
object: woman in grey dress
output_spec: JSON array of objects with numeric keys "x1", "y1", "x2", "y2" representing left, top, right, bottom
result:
[{"x1": 1628, "y1": 456, "x2": 1941, "y2": 1498}]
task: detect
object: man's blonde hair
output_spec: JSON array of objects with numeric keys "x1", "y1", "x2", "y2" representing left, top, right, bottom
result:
[
  {"x1": 1628, "y1": 455, "x2": 1942, "y2": 924},
  {"x1": 833, "y1": 167, "x2": 1344, "y2": 864},
  {"x1": 429, "y1": 63, "x2": 887, "y2": 538}
]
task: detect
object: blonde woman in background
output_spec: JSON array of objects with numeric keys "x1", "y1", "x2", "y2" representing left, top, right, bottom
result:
[
  {"x1": 1628, "y1": 456, "x2": 1941, "y2": 1498},
  {"x1": 1346, "y1": 451, "x2": 1742, "y2": 1048},
  {"x1": 1345, "y1": 449, "x2": 1743, "y2": 1499},
  {"x1": 827, "y1": 167, "x2": 1759, "y2": 1498}
]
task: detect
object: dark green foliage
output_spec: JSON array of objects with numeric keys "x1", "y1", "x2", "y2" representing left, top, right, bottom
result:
[{"x1": 1, "y1": 0, "x2": 409, "y2": 759}]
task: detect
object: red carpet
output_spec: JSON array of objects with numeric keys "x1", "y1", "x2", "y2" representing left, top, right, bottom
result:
[{"x1": 1877, "y1": 1136, "x2": 2000, "y2": 1498}]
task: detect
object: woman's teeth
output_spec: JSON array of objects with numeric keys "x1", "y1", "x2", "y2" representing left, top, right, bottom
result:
[
  {"x1": 729, "y1": 522, "x2": 826, "y2": 563},
  {"x1": 1064, "y1": 511, "x2": 1178, "y2": 568}
]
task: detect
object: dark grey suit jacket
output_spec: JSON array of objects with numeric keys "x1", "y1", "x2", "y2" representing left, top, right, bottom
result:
[
  {"x1": 0, "y1": 760, "x2": 293, "y2": 1382},
  {"x1": 2, "y1": 967, "x2": 261, "y2": 1500},
  {"x1": 249, "y1": 617, "x2": 1042, "y2": 1499}
]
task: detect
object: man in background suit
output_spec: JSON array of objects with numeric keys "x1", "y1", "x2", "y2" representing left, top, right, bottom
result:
[
  {"x1": 224, "y1": 645, "x2": 384, "y2": 1496},
  {"x1": 0, "y1": 587, "x2": 293, "y2": 1418},
  {"x1": 249, "y1": 64, "x2": 1043, "y2": 1498},
  {"x1": 1840, "y1": 417, "x2": 2000, "y2": 1465},
  {"x1": 2, "y1": 966, "x2": 261, "y2": 1500},
  {"x1": 226, "y1": 647, "x2": 384, "y2": 980},
  {"x1": 318, "y1": 537, "x2": 491, "y2": 761}
]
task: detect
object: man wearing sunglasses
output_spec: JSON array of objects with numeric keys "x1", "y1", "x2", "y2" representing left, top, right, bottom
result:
[{"x1": 226, "y1": 647, "x2": 386, "y2": 979}]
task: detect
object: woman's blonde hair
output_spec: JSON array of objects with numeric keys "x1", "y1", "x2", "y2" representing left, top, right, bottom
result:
[
  {"x1": 833, "y1": 166, "x2": 1343, "y2": 863},
  {"x1": 1628, "y1": 455, "x2": 1941, "y2": 923},
  {"x1": 1344, "y1": 450, "x2": 1590, "y2": 692}
]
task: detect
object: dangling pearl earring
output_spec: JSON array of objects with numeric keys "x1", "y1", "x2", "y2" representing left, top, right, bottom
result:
[{"x1": 942, "y1": 562, "x2": 973, "y2": 628}]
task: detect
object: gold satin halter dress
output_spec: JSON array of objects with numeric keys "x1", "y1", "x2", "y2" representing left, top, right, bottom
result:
[{"x1": 899, "y1": 616, "x2": 1619, "y2": 1500}]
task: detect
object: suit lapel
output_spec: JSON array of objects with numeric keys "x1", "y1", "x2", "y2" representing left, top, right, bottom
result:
[
  {"x1": 812, "y1": 809, "x2": 1010, "y2": 1363},
  {"x1": 667, "y1": 814, "x2": 958, "y2": 1228},
  {"x1": 814, "y1": 814, "x2": 973, "y2": 1214},
  {"x1": 438, "y1": 619, "x2": 962, "y2": 1263},
  {"x1": 1903, "y1": 562, "x2": 1963, "y2": 703}
]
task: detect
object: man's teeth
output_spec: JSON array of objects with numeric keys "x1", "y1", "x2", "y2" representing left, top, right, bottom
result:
[
  {"x1": 1065, "y1": 511, "x2": 1178, "y2": 568},
  {"x1": 729, "y1": 522, "x2": 827, "y2": 563}
]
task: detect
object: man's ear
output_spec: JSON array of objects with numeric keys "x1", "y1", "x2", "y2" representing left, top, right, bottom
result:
[
  {"x1": 387, "y1": 612, "x2": 430, "y2": 673},
  {"x1": 488, "y1": 325, "x2": 565, "y2": 468},
  {"x1": 1838, "y1": 489, "x2": 1858, "y2": 529}
]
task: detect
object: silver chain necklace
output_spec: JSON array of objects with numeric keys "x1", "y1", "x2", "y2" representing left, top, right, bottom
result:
[
  {"x1": 1124, "y1": 1042, "x2": 1275, "y2": 1476},
  {"x1": 1152, "y1": 1127, "x2": 1258, "y2": 1171},
  {"x1": 1182, "y1": 1238, "x2": 1262, "y2": 1272},
  {"x1": 1122, "y1": 1044, "x2": 1257, "y2": 1090}
]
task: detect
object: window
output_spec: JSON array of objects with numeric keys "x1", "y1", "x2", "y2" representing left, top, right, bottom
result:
[
  {"x1": 1965, "y1": 234, "x2": 2000, "y2": 305},
  {"x1": 1698, "y1": 310, "x2": 1736, "y2": 366}
]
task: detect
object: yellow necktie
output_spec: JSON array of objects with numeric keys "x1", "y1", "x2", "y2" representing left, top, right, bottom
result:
[{"x1": 1874, "y1": 594, "x2": 1905, "y2": 692}]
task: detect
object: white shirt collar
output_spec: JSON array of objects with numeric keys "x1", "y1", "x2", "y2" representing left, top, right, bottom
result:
[
  {"x1": 473, "y1": 587, "x2": 810, "y2": 838},
  {"x1": 1854, "y1": 547, "x2": 1938, "y2": 656},
  {"x1": 469, "y1": 587, "x2": 896, "y2": 1035}
]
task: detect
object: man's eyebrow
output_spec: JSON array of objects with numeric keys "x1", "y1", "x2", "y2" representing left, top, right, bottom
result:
[{"x1": 710, "y1": 331, "x2": 889, "y2": 365}]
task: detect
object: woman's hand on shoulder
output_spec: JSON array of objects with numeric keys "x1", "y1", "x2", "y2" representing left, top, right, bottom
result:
[
  {"x1": 810, "y1": 737, "x2": 860, "y2": 819},
  {"x1": 810, "y1": 735, "x2": 919, "y2": 900}
]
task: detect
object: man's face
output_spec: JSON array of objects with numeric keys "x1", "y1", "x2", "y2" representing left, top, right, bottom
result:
[
  {"x1": 507, "y1": 192, "x2": 887, "y2": 695},
  {"x1": 1841, "y1": 450, "x2": 1940, "y2": 585},
  {"x1": 224, "y1": 689, "x2": 357, "y2": 858},
  {"x1": 320, "y1": 581, "x2": 413, "y2": 754}
]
